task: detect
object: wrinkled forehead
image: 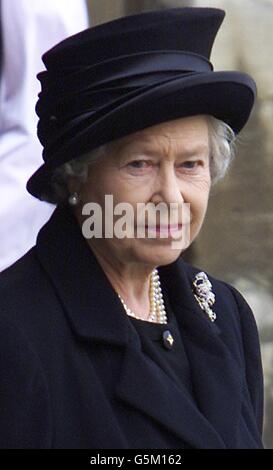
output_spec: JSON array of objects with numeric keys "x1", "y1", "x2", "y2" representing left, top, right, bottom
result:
[{"x1": 110, "y1": 115, "x2": 210, "y2": 154}]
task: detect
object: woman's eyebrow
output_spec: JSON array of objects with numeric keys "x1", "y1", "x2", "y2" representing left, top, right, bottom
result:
[
  {"x1": 123, "y1": 142, "x2": 209, "y2": 156},
  {"x1": 178, "y1": 145, "x2": 209, "y2": 156}
]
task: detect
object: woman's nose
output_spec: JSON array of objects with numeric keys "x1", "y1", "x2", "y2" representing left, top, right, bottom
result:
[{"x1": 151, "y1": 165, "x2": 184, "y2": 206}]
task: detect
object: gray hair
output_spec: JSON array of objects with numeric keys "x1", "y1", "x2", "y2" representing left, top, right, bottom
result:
[{"x1": 47, "y1": 115, "x2": 236, "y2": 205}]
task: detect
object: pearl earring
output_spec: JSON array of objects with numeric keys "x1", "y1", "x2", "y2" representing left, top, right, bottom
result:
[{"x1": 68, "y1": 192, "x2": 80, "y2": 206}]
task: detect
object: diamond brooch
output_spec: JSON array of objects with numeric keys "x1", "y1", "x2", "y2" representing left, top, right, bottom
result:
[{"x1": 192, "y1": 271, "x2": 216, "y2": 322}]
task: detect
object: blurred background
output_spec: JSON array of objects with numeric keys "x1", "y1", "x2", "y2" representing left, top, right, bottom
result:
[{"x1": 1, "y1": 0, "x2": 272, "y2": 448}]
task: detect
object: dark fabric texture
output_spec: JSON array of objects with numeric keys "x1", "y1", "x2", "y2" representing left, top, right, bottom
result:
[
  {"x1": 0, "y1": 206, "x2": 264, "y2": 449},
  {"x1": 128, "y1": 292, "x2": 194, "y2": 399},
  {"x1": 26, "y1": 7, "x2": 257, "y2": 201}
]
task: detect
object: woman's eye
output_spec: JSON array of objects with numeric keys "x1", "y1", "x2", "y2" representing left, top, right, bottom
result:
[
  {"x1": 127, "y1": 160, "x2": 150, "y2": 169},
  {"x1": 180, "y1": 160, "x2": 198, "y2": 169}
]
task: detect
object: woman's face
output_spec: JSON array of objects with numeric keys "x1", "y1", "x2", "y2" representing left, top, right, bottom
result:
[{"x1": 75, "y1": 115, "x2": 211, "y2": 267}]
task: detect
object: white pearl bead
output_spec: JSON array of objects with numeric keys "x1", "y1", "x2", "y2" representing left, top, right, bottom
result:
[{"x1": 117, "y1": 268, "x2": 167, "y2": 324}]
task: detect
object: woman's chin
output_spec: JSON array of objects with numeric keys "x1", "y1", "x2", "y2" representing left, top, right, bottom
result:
[{"x1": 134, "y1": 244, "x2": 183, "y2": 267}]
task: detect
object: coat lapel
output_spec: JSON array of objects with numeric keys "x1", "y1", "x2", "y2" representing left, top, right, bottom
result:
[
  {"x1": 36, "y1": 206, "x2": 243, "y2": 449},
  {"x1": 159, "y1": 261, "x2": 244, "y2": 448},
  {"x1": 114, "y1": 336, "x2": 226, "y2": 448}
]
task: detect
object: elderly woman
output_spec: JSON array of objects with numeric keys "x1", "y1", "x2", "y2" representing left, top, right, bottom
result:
[{"x1": 0, "y1": 7, "x2": 264, "y2": 449}]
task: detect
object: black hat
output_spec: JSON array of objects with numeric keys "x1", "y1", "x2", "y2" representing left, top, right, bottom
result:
[{"x1": 27, "y1": 7, "x2": 257, "y2": 200}]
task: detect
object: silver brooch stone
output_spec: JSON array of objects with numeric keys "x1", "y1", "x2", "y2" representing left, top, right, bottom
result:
[{"x1": 192, "y1": 271, "x2": 216, "y2": 322}]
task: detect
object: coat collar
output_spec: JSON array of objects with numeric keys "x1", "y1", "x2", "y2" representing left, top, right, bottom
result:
[
  {"x1": 36, "y1": 205, "x2": 131, "y2": 347},
  {"x1": 36, "y1": 205, "x2": 245, "y2": 448}
]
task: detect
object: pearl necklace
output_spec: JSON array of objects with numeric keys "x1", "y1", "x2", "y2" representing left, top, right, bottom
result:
[{"x1": 118, "y1": 268, "x2": 168, "y2": 324}]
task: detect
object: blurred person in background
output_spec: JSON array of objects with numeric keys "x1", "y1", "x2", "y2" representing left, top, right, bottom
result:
[{"x1": 0, "y1": 0, "x2": 89, "y2": 271}]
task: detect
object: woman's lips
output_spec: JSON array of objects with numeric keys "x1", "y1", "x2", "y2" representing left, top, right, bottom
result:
[
  {"x1": 144, "y1": 223, "x2": 183, "y2": 236},
  {"x1": 146, "y1": 223, "x2": 182, "y2": 230}
]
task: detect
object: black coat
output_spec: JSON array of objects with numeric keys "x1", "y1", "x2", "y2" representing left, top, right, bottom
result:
[{"x1": 0, "y1": 206, "x2": 264, "y2": 449}]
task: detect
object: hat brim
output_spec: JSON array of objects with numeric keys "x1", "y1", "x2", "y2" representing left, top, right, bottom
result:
[{"x1": 27, "y1": 70, "x2": 256, "y2": 200}]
